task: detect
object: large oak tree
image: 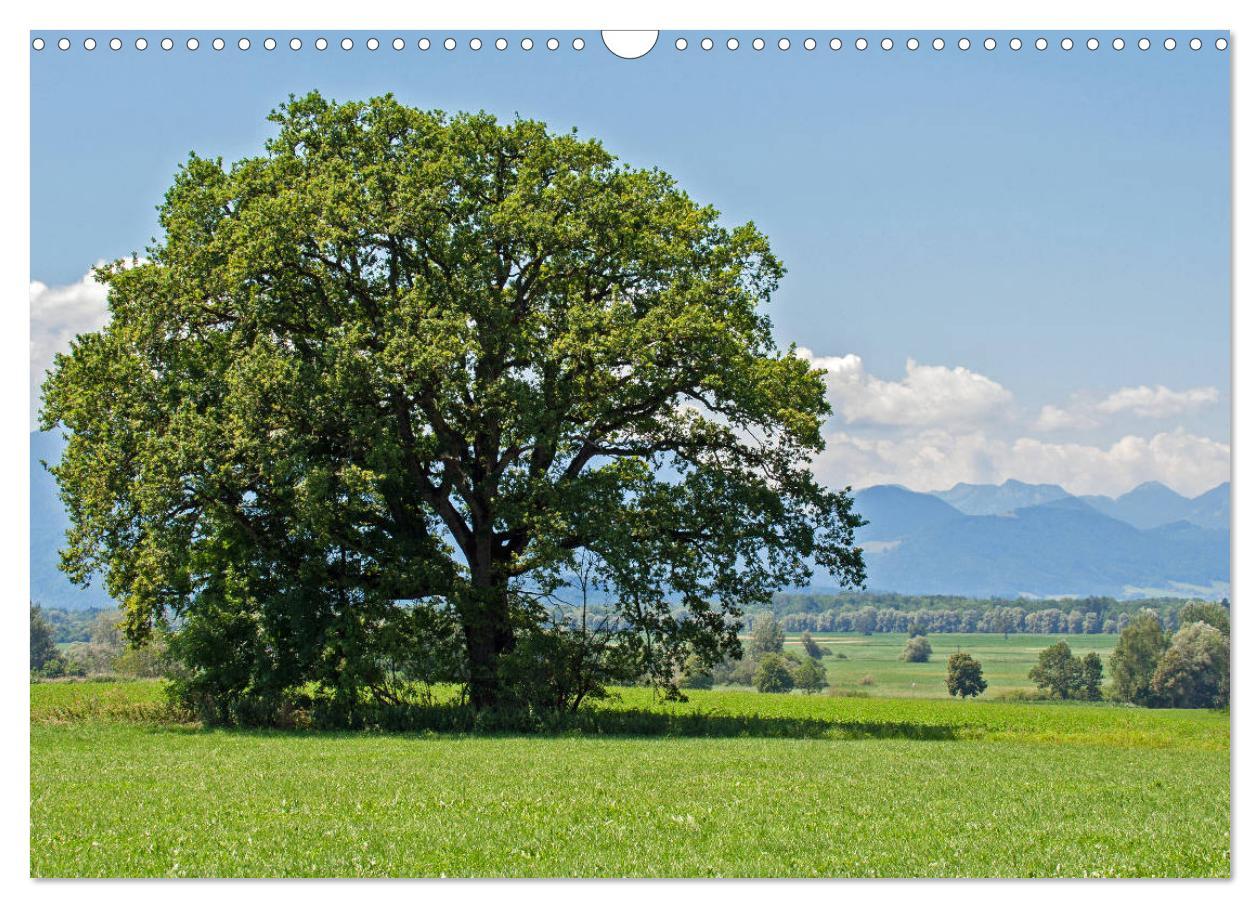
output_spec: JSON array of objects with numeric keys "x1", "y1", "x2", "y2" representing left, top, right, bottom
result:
[{"x1": 41, "y1": 93, "x2": 865, "y2": 713}]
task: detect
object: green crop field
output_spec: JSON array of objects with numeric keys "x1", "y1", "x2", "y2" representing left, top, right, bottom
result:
[
  {"x1": 30, "y1": 678, "x2": 1229, "y2": 878},
  {"x1": 779, "y1": 632, "x2": 1120, "y2": 698}
]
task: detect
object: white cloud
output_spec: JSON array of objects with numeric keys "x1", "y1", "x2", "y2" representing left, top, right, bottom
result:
[
  {"x1": 814, "y1": 427, "x2": 1229, "y2": 498},
  {"x1": 1005, "y1": 431, "x2": 1230, "y2": 497},
  {"x1": 1033, "y1": 384, "x2": 1221, "y2": 432},
  {"x1": 1095, "y1": 384, "x2": 1220, "y2": 419},
  {"x1": 30, "y1": 266, "x2": 111, "y2": 427},
  {"x1": 798, "y1": 349, "x2": 1013, "y2": 428},
  {"x1": 1032, "y1": 404, "x2": 1099, "y2": 432}
]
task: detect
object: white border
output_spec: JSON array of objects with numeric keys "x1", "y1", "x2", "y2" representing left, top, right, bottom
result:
[{"x1": 3, "y1": 1, "x2": 1252, "y2": 905}]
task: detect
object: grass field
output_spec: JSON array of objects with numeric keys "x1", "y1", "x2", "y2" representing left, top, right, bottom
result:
[
  {"x1": 30, "y1": 677, "x2": 1229, "y2": 878},
  {"x1": 782, "y1": 632, "x2": 1119, "y2": 698}
]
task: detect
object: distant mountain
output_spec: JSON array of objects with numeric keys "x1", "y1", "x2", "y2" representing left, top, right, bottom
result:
[
  {"x1": 1080, "y1": 481, "x2": 1189, "y2": 530},
  {"x1": 852, "y1": 485, "x2": 963, "y2": 543},
  {"x1": 932, "y1": 479, "x2": 1074, "y2": 515},
  {"x1": 1080, "y1": 480, "x2": 1230, "y2": 531},
  {"x1": 861, "y1": 497, "x2": 1229, "y2": 599},
  {"x1": 30, "y1": 431, "x2": 113, "y2": 611},
  {"x1": 1186, "y1": 482, "x2": 1231, "y2": 530}
]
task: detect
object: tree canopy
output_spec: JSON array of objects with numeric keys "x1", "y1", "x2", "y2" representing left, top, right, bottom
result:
[
  {"x1": 946, "y1": 653, "x2": 986, "y2": 699},
  {"x1": 1109, "y1": 612, "x2": 1168, "y2": 707},
  {"x1": 41, "y1": 93, "x2": 865, "y2": 717},
  {"x1": 1028, "y1": 641, "x2": 1103, "y2": 701},
  {"x1": 1150, "y1": 621, "x2": 1229, "y2": 709}
]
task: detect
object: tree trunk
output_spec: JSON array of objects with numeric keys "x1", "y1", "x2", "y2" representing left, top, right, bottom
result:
[{"x1": 462, "y1": 575, "x2": 515, "y2": 711}]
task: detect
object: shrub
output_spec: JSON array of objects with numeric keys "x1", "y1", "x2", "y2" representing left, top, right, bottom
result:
[
  {"x1": 858, "y1": 674, "x2": 876, "y2": 687},
  {"x1": 792, "y1": 658, "x2": 828, "y2": 694},
  {"x1": 900, "y1": 635, "x2": 932, "y2": 663},
  {"x1": 753, "y1": 654, "x2": 795, "y2": 693},
  {"x1": 991, "y1": 688, "x2": 1052, "y2": 702},
  {"x1": 1150, "y1": 622, "x2": 1229, "y2": 708},
  {"x1": 800, "y1": 630, "x2": 824, "y2": 660},
  {"x1": 946, "y1": 653, "x2": 986, "y2": 698}
]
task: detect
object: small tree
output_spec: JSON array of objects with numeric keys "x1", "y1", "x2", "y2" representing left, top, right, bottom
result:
[
  {"x1": 1109, "y1": 611, "x2": 1168, "y2": 706},
  {"x1": 30, "y1": 605, "x2": 61, "y2": 674},
  {"x1": 1150, "y1": 622, "x2": 1229, "y2": 708},
  {"x1": 753, "y1": 653, "x2": 795, "y2": 693},
  {"x1": 946, "y1": 652, "x2": 986, "y2": 698},
  {"x1": 749, "y1": 613, "x2": 786, "y2": 656},
  {"x1": 800, "y1": 630, "x2": 824, "y2": 660},
  {"x1": 1028, "y1": 641, "x2": 1083, "y2": 699},
  {"x1": 1080, "y1": 652, "x2": 1104, "y2": 701},
  {"x1": 792, "y1": 658, "x2": 828, "y2": 694},
  {"x1": 900, "y1": 635, "x2": 932, "y2": 663}
]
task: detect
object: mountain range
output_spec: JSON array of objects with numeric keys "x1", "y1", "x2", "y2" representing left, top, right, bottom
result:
[
  {"x1": 857, "y1": 479, "x2": 1230, "y2": 599},
  {"x1": 30, "y1": 431, "x2": 1231, "y2": 608}
]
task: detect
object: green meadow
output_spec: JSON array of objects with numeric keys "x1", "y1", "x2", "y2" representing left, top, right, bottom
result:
[
  {"x1": 782, "y1": 632, "x2": 1120, "y2": 698},
  {"x1": 30, "y1": 676, "x2": 1229, "y2": 878}
]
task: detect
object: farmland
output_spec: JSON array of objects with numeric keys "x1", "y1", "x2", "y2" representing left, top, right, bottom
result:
[
  {"x1": 780, "y1": 632, "x2": 1120, "y2": 698},
  {"x1": 30, "y1": 677, "x2": 1229, "y2": 878}
]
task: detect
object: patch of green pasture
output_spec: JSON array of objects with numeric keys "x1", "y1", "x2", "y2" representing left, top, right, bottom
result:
[
  {"x1": 30, "y1": 720, "x2": 1228, "y2": 878},
  {"x1": 781, "y1": 633, "x2": 1120, "y2": 698},
  {"x1": 610, "y1": 687, "x2": 1227, "y2": 751},
  {"x1": 30, "y1": 678, "x2": 175, "y2": 724}
]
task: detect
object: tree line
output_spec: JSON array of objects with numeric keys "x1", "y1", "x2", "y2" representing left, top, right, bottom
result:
[{"x1": 763, "y1": 592, "x2": 1225, "y2": 636}]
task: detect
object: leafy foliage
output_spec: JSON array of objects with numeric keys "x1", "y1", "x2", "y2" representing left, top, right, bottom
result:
[
  {"x1": 40, "y1": 93, "x2": 865, "y2": 718},
  {"x1": 749, "y1": 613, "x2": 786, "y2": 656},
  {"x1": 766, "y1": 592, "x2": 1220, "y2": 636},
  {"x1": 1080, "y1": 652, "x2": 1104, "y2": 702},
  {"x1": 1178, "y1": 601, "x2": 1230, "y2": 637},
  {"x1": 900, "y1": 635, "x2": 932, "y2": 663},
  {"x1": 678, "y1": 654, "x2": 715, "y2": 690},
  {"x1": 1109, "y1": 612, "x2": 1169, "y2": 707},
  {"x1": 753, "y1": 654, "x2": 796, "y2": 693},
  {"x1": 799, "y1": 630, "x2": 826, "y2": 659},
  {"x1": 30, "y1": 605, "x2": 62, "y2": 674},
  {"x1": 1150, "y1": 622, "x2": 1229, "y2": 709},
  {"x1": 35, "y1": 606, "x2": 106, "y2": 644},
  {"x1": 945, "y1": 653, "x2": 986, "y2": 699},
  {"x1": 1028, "y1": 642, "x2": 1083, "y2": 699},
  {"x1": 792, "y1": 657, "x2": 828, "y2": 693}
]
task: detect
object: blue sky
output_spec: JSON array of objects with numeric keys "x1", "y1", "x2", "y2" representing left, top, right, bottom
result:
[{"x1": 30, "y1": 31, "x2": 1231, "y2": 496}]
